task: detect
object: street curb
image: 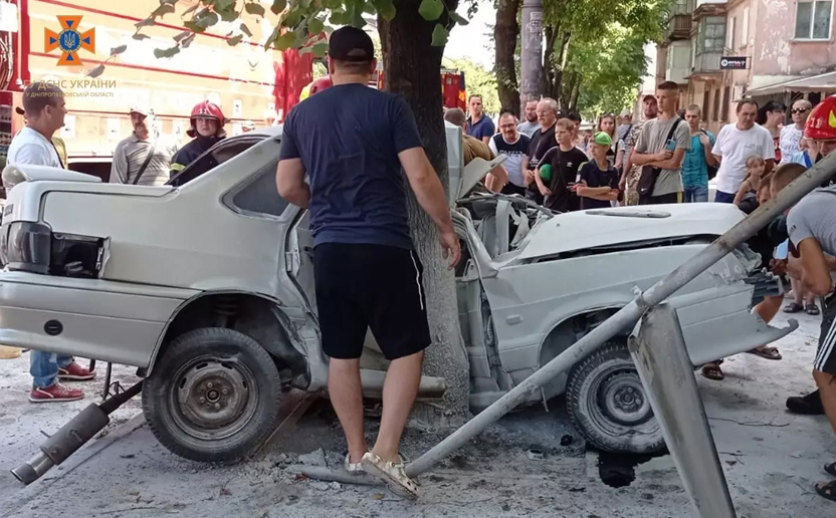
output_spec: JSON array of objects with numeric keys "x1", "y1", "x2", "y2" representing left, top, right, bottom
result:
[{"x1": 0, "y1": 413, "x2": 146, "y2": 517}]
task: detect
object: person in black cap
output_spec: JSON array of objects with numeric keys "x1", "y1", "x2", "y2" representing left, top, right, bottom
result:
[{"x1": 276, "y1": 25, "x2": 460, "y2": 500}]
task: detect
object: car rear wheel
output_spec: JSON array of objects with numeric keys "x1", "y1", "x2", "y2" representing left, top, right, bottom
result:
[
  {"x1": 566, "y1": 341, "x2": 666, "y2": 455},
  {"x1": 142, "y1": 327, "x2": 282, "y2": 463}
]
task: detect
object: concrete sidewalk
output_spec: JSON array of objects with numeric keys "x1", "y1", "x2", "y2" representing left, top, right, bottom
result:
[{"x1": 1, "y1": 311, "x2": 835, "y2": 517}]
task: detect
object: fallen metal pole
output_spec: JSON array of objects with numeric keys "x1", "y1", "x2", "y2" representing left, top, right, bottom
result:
[
  {"x1": 629, "y1": 304, "x2": 735, "y2": 517},
  {"x1": 406, "y1": 152, "x2": 836, "y2": 478}
]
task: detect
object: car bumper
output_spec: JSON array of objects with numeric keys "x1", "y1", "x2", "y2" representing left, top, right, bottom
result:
[{"x1": 0, "y1": 271, "x2": 198, "y2": 367}]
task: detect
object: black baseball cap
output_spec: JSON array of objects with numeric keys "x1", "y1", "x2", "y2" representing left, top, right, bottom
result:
[{"x1": 328, "y1": 26, "x2": 374, "y2": 62}]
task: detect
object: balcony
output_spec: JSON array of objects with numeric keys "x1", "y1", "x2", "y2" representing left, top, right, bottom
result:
[
  {"x1": 690, "y1": 51, "x2": 723, "y2": 77},
  {"x1": 666, "y1": 41, "x2": 693, "y2": 83},
  {"x1": 664, "y1": 14, "x2": 692, "y2": 42},
  {"x1": 693, "y1": 0, "x2": 726, "y2": 20}
]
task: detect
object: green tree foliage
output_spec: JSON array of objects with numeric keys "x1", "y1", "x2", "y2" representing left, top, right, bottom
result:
[
  {"x1": 492, "y1": 0, "x2": 670, "y2": 116},
  {"x1": 442, "y1": 58, "x2": 500, "y2": 115},
  {"x1": 540, "y1": 0, "x2": 671, "y2": 114}
]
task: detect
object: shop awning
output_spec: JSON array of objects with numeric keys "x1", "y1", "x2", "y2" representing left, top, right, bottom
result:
[{"x1": 746, "y1": 71, "x2": 836, "y2": 96}]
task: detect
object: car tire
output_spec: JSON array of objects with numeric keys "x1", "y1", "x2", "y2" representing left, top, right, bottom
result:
[
  {"x1": 142, "y1": 327, "x2": 282, "y2": 463},
  {"x1": 566, "y1": 341, "x2": 666, "y2": 455}
]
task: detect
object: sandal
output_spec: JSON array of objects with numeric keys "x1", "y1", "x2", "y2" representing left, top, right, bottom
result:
[
  {"x1": 825, "y1": 461, "x2": 836, "y2": 477},
  {"x1": 701, "y1": 363, "x2": 724, "y2": 381},
  {"x1": 344, "y1": 452, "x2": 366, "y2": 474},
  {"x1": 361, "y1": 451, "x2": 419, "y2": 501},
  {"x1": 746, "y1": 346, "x2": 782, "y2": 360},
  {"x1": 784, "y1": 302, "x2": 804, "y2": 313},
  {"x1": 816, "y1": 480, "x2": 836, "y2": 502},
  {"x1": 807, "y1": 303, "x2": 821, "y2": 316}
]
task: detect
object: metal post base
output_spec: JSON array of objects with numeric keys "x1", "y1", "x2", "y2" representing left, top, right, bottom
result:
[{"x1": 628, "y1": 303, "x2": 736, "y2": 518}]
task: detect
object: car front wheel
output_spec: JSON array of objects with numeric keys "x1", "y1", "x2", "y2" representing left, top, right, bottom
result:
[
  {"x1": 566, "y1": 341, "x2": 666, "y2": 455},
  {"x1": 142, "y1": 327, "x2": 282, "y2": 463}
]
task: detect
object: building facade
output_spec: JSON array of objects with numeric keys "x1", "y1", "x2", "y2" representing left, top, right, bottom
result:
[{"x1": 658, "y1": 0, "x2": 836, "y2": 133}]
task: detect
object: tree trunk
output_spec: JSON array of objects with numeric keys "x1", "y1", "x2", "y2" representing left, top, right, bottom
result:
[
  {"x1": 378, "y1": 1, "x2": 470, "y2": 429},
  {"x1": 543, "y1": 25, "x2": 559, "y2": 101},
  {"x1": 494, "y1": 0, "x2": 521, "y2": 115}
]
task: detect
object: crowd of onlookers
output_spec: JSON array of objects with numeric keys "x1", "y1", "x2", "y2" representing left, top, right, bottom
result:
[{"x1": 457, "y1": 85, "x2": 836, "y2": 503}]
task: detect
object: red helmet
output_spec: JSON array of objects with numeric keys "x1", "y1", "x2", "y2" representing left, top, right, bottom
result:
[
  {"x1": 805, "y1": 96, "x2": 836, "y2": 140},
  {"x1": 309, "y1": 76, "x2": 332, "y2": 95},
  {"x1": 187, "y1": 100, "x2": 228, "y2": 138}
]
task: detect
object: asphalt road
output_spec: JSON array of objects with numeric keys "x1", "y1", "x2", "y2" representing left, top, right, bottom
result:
[{"x1": 0, "y1": 310, "x2": 834, "y2": 517}]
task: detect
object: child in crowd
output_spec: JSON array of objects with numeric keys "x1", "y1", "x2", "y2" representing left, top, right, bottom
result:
[
  {"x1": 733, "y1": 155, "x2": 767, "y2": 205},
  {"x1": 574, "y1": 132, "x2": 620, "y2": 210}
]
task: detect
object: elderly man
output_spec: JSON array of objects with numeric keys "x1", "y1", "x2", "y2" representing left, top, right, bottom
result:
[
  {"x1": 111, "y1": 106, "x2": 178, "y2": 185},
  {"x1": 489, "y1": 111, "x2": 531, "y2": 196},
  {"x1": 617, "y1": 109, "x2": 633, "y2": 142},
  {"x1": 523, "y1": 98, "x2": 560, "y2": 205}
]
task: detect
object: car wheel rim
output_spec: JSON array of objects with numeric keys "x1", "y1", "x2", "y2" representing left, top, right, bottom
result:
[
  {"x1": 170, "y1": 356, "x2": 258, "y2": 442},
  {"x1": 600, "y1": 372, "x2": 651, "y2": 426},
  {"x1": 583, "y1": 361, "x2": 659, "y2": 441}
]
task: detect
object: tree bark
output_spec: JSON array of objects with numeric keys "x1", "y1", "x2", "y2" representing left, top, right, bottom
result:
[
  {"x1": 543, "y1": 25, "x2": 559, "y2": 101},
  {"x1": 378, "y1": 0, "x2": 470, "y2": 429},
  {"x1": 494, "y1": 0, "x2": 521, "y2": 115}
]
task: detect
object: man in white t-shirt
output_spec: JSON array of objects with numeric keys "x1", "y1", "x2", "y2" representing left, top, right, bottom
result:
[
  {"x1": 6, "y1": 82, "x2": 96, "y2": 403},
  {"x1": 711, "y1": 99, "x2": 775, "y2": 203}
]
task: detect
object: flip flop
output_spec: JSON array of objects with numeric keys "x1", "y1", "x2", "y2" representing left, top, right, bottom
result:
[
  {"x1": 807, "y1": 304, "x2": 821, "y2": 316},
  {"x1": 701, "y1": 364, "x2": 724, "y2": 381},
  {"x1": 816, "y1": 480, "x2": 836, "y2": 502},
  {"x1": 784, "y1": 302, "x2": 804, "y2": 313},
  {"x1": 825, "y1": 461, "x2": 836, "y2": 477},
  {"x1": 746, "y1": 346, "x2": 782, "y2": 360}
]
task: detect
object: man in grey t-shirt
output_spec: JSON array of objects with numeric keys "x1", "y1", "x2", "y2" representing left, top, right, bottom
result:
[
  {"x1": 629, "y1": 82, "x2": 691, "y2": 204},
  {"x1": 775, "y1": 165, "x2": 836, "y2": 502}
]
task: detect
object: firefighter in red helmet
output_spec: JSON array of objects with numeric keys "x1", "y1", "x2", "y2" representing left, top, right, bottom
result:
[
  {"x1": 298, "y1": 76, "x2": 333, "y2": 102},
  {"x1": 170, "y1": 100, "x2": 229, "y2": 177}
]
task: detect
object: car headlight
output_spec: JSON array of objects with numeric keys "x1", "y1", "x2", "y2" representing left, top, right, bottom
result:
[{"x1": 0, "y1": 222, "x2": 52, "y2": 273}]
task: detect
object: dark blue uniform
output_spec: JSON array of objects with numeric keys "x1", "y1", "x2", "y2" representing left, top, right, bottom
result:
[{"x1": 169, "y1": 135, "x2": 223, "y2": 178}]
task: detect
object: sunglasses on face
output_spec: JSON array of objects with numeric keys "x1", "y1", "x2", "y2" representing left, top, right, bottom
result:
[{"x1": 792, "y1": 108, "x2": 808, "y2": 114}]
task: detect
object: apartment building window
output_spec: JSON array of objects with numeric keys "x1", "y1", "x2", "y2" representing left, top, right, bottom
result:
[
  {"x1": 742, "y1": 7, "x2": 750, "y2": 45},
  {"x1": 727, "y1": 17, "x2": 736, "y2": 49},
  {"x1": 795, "y1": 1, "x2": 833, "y2": 40},
  {"x1": 697, "y1": 16, "x2": 727, "y2": 54},
  {"x1": 703, "y1": 90, "x2": 711, "y2": 117}
]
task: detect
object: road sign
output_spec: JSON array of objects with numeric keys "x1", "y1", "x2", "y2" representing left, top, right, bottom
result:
[{"x1": 720, "y1": 56, "x2": 747, "y2": 70}]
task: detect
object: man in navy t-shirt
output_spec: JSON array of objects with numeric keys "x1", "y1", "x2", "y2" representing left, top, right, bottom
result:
[
  {"x1": 276, "y1": 26, "x2": 460, "y2": 500},
  {"x1": 466, "y1": 94, "x2": 495, "y2": 145}
]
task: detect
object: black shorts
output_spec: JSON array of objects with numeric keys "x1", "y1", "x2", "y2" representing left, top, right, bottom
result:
[
  {"x1": 648, "y1": 192, "x2": 682, "y2": 204},
  {"x1": 816, "y1": 293, "x2": 836, "y2": 375},
  {"x1": 313, "y1": 243, "x2": 431, "y2": 361}
]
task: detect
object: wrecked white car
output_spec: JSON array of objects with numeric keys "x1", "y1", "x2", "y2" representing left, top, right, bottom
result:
[{"x1": 0, "y1": 124, "x2": 795, "y2": 463}]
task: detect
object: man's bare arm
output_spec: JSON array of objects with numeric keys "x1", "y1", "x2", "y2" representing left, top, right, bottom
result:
[
  {"x1": 276, "y1": 158, "x2": 311, "y2": 208},
  {"x1": 798, "y1": 238, "x2": 833, "y2": 296},
  {"x1": 652, "y1": 148, "x2": 687, "y2": 171}
]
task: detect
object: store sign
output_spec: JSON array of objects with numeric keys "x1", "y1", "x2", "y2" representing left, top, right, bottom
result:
[{"x1": 720, "y1": 57, "x2": 747, "y2": 70}]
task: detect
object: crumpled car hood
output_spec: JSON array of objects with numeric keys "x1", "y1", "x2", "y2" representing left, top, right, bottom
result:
[{"x1": 515, "y1": 203, "x2": 745, "y2": 260}]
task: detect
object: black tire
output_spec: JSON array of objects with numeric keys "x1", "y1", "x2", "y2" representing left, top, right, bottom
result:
[
  {"x1": 566, "y1": 341, "x2": 666, "y2": 455},
  {"x1": 142, "y1": 327, "x2": 282, "y2": 463}
]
